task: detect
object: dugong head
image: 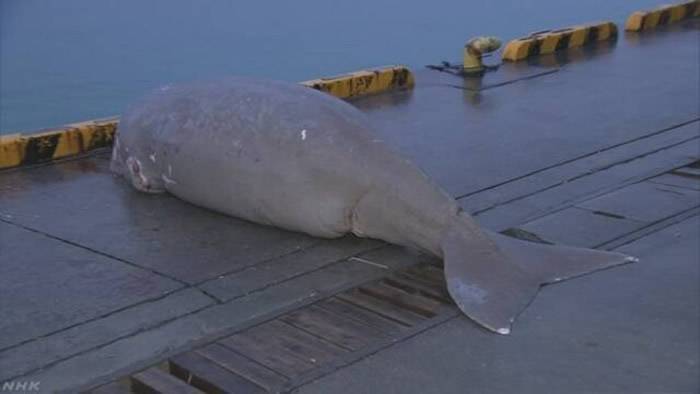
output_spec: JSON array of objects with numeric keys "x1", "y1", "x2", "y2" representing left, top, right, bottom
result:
[
  {"x1": 110, "y1": 136, "x2": 165, "y2": 193},
  {"x1": 110, "y1": 85, "x2": 177, "y2": 194}
]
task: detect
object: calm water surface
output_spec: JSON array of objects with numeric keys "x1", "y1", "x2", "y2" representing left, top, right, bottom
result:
[{"x1": 1, "y1": 0, "x2": 662, "y2": 133}]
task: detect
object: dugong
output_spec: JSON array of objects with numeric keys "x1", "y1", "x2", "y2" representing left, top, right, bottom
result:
[{"x1": 111, "y1": 77, "x2": 635, "y2": 334}]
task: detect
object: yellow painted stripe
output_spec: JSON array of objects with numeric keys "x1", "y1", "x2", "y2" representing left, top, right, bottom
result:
[
  {"x1": 538, "y1": 33, "x2": 565, "y2": 55},
  {"x1": 568, "y1": 27, "x2": 589, "y2": 48},
  {"x1": 0, "y1": 134, "x2": 27, "y2": 168},
  {"x1": 596, "y1": 22, "x2": 615, "y2": 41},
  {"x1": 301, "y1": 65, "x2": 414, "y2": 99},
  {"x1": 502, "y1": 21, "x2": 617, "y2": 62},
  {"x1": 643, "y1": 10, "x2": 663, "y2": 30},
  {"x1": 501, "y1": 39, "x2": 532, "y2": 62},
  {"x1": 625, "y1": 12, "x2": 646, "y2": 31},
  {"x1": 670, "y1": 4, "x2": 688, "y2": 21},
  {"x1": 1, "y1": 66, "x2": 415, "y2": 170},
  {"x1": 625, "y1": 1, "x2": 700, "y2": 31}
]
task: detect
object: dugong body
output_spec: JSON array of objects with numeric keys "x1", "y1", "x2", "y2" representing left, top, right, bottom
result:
[{"x1": 112, "y1": 77, "x2": 635, "y2": 334}]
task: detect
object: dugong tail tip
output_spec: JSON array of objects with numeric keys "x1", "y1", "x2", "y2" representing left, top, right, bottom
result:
[{"x1": 441, "y1": 214, "x2": 637, "y2": 335}]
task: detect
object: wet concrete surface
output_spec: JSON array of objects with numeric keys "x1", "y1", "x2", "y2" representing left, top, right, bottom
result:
[
  {"x1": 0, "y1": 17, "x2": 698, "y2": 393},
  {"x1": 0, "y1": 156, "x2": 318, "y2": 284},
  {"x1": 0, "y1": 287, "x2": 213, "y2": 382},
  {"x1": 577, "y1": 181, "x2": 700, "y2": 222},
  {"x1": 356, "y1": 20, "x2": 699, "y2": 198},
  {"x1": 0, "y1": 221, "x2": 181, "y2": 349},
  {"x1": 295, "y1": 216, "x2": 700, "y2": 394},
  {"x1": 519, "y1": 180, "x2": 700, "y2": 248},
  {"x1": 23, "y1": 247, "x2": 423, "y2": 391}
]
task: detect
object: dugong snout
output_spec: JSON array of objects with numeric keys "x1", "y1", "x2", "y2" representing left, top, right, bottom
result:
[{"x1": 111, "y1": 138, "x2": 165, "y2": 194}]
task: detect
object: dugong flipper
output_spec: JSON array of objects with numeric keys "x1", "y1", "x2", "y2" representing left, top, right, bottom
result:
[{"x1": 111, "y1": 77, "x2": 636, "y2": 334}]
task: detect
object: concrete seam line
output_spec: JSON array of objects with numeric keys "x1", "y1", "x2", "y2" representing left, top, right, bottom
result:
[
  {"x1": 501, "y1": 21, "x2": 618, "y2": 62},
  {"x1": 625, "y1": 1, "x2": 700, "y2": 32},
  {"x1": 0, "y1": 65, "x2": 414, "y2": 171}
]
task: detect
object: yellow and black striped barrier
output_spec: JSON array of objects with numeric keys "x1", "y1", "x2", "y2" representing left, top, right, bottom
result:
[
  {"x1": 625, "y1": 1, "x2": 699, "y2": 32},
  {"x1": 502, "y1": 21, "x2": 618, "y2": 61},
  {"x1": 0, "y1": 66, "x2": 414, "y2": 170},
  {"x1": 0, "y1": 117, "x2": 118, "y2": 170},
  {"x1": 301, "y1": 65, "x2": 414, "y2": 100}
]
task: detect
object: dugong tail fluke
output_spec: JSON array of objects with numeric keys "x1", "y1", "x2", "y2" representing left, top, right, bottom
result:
[
  {"x1": 442, "y1": 212, "x2": 636, "y2": 334},
  {"x1": 112, "y1": 77, "x2": 637, "y2": 335}
]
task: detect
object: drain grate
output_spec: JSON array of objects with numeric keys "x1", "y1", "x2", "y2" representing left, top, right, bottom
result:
[{"x1": 93, "y1": 261, "x2": 454, "y2": 393}]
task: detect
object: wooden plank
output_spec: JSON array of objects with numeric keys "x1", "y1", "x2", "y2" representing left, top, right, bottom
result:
[
  {"x1": 131, "y1": 367, "x2": 204, "y2": 394},
  {"x1": 252, "y1": 320, "x2": 348, "y2": 363},
  {"x1": 316, "y1": 297, "x2": 406, "y2": 334},
  {"x1": 221, "y1": 329, "x2": 317, "y2": 378},
  {"x1": 397, "y1": 266, "x2": 448, "y2": 290},
  {"x1": 336, "y1": 289, "x2": 426, "y2": 326},
  {"x1": 169, "y1": 352, "x2": 264, "y2": 394},
  {"x1": 405, "y1": 264, "x2": 446, "y2": 287},
  {"x1": 358, "y1": 282, "x2": 443, "y2": 318},
  {"x1": 386, "y1": 275, "x2": 451, "y2": 303},
  {"x1": 196, "y1": 343, "x2": 288, "y2": 391},
  {"x1": 281, "y1": 305, "x2": 385, "y2": 351}
]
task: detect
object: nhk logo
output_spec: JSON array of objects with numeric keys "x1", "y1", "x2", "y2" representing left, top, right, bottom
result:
[{"x1": 1, "y1": 381, "x2": 40, "y2": 392}]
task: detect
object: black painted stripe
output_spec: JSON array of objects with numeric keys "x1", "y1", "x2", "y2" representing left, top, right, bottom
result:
[
  {"x1": 85, "y1": 128, "x2": 114, "y2": 150},
  {"x1": 658, "y1": 9, "x2": 672, "y2": 25},
  {"x1": 587, "y1": 26, "x2": 599, "y2": 43},
  {"x1": 555, "y1": 32, "x2": 572, "y2": 50},
  {"x1": 527, "y1": 38, "x2": 543, "y2": 57},
  {"x1": 21, "y1": 134, "x2": 61, "y2": 165},
  {"x1": 390, "y1": 68, "x2": 411, "y2": 88}
]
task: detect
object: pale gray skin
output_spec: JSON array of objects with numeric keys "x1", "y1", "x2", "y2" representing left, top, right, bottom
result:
[{"x1": 112, "y1": 77, "x2": 636, "y2": 334}]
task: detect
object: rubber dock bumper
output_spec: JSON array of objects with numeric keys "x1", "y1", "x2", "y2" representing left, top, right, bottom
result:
[
  {"x1": 301, "y1": 65, "x2": 414, "y2": 99},
  {"x1": 0, "y1": 117, "x2": 118, "y2": 170},
  {"x1": 625, "y1": 1, "x2": 700, "y2": 32},
  {"x1": 0, "y1": 66, "x2": 414, "y2": 170},
  {"x1": 502, "y1": 21, "x2": 618, "y2": 61}
]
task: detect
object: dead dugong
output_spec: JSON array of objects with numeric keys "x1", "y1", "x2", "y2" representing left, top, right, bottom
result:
[{"x1": 111, "y1": 77, "x2": 635, "y2": 334}]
